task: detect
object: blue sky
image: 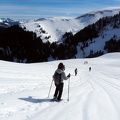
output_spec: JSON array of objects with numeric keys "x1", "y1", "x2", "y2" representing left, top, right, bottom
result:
[{"x1": 0, "y1": 0, "x2": 120, "y2": 20}]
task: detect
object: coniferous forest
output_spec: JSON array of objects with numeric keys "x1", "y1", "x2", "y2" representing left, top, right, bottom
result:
[{"x1": 0, "y1": 25, "x2": 76, "y2": 63}]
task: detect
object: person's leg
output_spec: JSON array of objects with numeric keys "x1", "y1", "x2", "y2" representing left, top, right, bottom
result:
[
  {"x1": 57, "y1": 83, "x2": 64, "y2": 101},
  {"x1": 54, "y1": 84, "x2": 59, "y2": 98}
]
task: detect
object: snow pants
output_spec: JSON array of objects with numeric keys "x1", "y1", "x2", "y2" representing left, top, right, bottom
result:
[{"x1": 54, "y1": 83, "x2": 64, "y2": 100}]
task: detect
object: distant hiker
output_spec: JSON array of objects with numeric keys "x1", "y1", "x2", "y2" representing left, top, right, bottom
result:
[
  {"x1": 89, "y1": 67, "x2": 91, "y2": 72},
  {"x1": 53, "y1": 63, "x2": 70, "y2": 102},
  {"x1": 84, "y1": 61, "x2": 88, "y2": 64},
  {"x1": 75, "y1": 68, "x2": 78, "y2": 76}
]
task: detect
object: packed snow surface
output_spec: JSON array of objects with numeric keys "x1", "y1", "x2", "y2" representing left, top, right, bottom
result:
[{"x1": 0, "y1": 53, "x2": 120, "y2": 120}]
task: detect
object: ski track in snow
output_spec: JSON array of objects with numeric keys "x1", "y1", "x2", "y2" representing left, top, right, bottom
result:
[{"x1": 0, "y1": 53, "x2": 120, "y2": 120}]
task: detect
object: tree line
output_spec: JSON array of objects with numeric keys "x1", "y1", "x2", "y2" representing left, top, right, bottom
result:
[{"x1": 0, "y1": 25, "x2": 76, "y2": 63}]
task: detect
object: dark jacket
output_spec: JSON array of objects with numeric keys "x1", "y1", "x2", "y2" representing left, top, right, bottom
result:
[{"x1": 53, "y1": 69, "x2": 68, "y2": 84}]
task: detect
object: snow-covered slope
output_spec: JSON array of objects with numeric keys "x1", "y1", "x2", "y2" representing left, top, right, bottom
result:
[
  {"x1": 0, "y1": 18, "x2": 19, "y2": 27},
  {"x1": 0, "y1": 8, "x2": 120, "y2": 42},
  {"x1": 20, "y1": 8, "x2": 120, "y2": 42},
  {"x1": 0, "y1": 53, "x2": 120, "y2": 120},
  {"x1": 76, "y1": 8, "x2": 120, "y2": 24},
  {"x1": 20, "y1": 17, "x2": 82, "y2": 43},
  {"x1": 76, "y1": 25, "x2": 120, "y2": 58}
]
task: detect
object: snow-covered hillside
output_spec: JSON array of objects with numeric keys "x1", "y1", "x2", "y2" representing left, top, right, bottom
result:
[
  {"x1": 0, "y1": 53, "x2": 120, "y2": 120},
  {"x1": 0, "y1": 18, "x2": 19, "y2": 27},
  {"x1": 76, "y1": 8, "x2": 120, "y2": 24},
  {"x1": 20, "y1": 8, "x2": 120, "y2": 42},
  {"x1": 76, "y1": 25, "x2": 120, "y2": 58},
  {"x1": 20, "y1": 17, "x2": 82, "y2": 43},
  {"x1": 0, "y1": 8, "x2": 120, "y2": 43}
]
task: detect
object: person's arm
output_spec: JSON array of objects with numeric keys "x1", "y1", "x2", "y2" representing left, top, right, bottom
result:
[
  {"x1": 62, "y1": 72, "x2": 70, "y2": 80},
  {"x1": 52, "y1": 71, "x2": 56, "y2": 79}
]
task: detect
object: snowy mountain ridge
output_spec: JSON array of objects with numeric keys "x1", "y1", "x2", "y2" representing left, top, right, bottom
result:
[
  {"x1": 1, "y1": 8, "x2": 120, "y2": 42},
  {"x1": 0, "y1": 18, "x2": 19, "y2": 27},
  {"x1": 21, "y1": 8, "x2": 120, "y2": 42}
]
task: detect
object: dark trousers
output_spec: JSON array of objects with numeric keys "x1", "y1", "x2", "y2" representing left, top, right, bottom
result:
[{"x1": 54, "y1": 83, "x2": 64, "y2": 100}]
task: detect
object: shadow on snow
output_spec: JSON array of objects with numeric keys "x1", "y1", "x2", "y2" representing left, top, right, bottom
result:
[{"x1": 19, "y1": 96, "x2": 52, "y2": 103}]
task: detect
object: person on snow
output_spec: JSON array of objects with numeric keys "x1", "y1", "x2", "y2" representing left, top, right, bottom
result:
[
  {"x1": 75, "y1": 68, "x2": 78, "y2": 76},
  {"x1": 53, "y1": 63, "x2": 70, "y2": 102},
  {"x1": 89, "y1": 67, "x2": 91, "y2": 72}
]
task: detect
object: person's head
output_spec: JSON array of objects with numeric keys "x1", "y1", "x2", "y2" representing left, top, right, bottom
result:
[{"x1": 58, "y1": 62, "x2": 65, "y2": 70}]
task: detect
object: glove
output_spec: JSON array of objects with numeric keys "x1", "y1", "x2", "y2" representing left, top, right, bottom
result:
[{"x1": 67, "y1": 73, "x2": 71, "y2": 78}]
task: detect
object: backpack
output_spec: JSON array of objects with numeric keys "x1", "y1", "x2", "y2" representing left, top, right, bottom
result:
[{"x1": 53, "y1": 72, "x2": 62, "y2": 84}]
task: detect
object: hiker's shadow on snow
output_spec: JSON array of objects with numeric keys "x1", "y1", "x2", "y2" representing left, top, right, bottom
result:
[{"x1": 19, "y1": 96, "x2": 51, "y2": 103}]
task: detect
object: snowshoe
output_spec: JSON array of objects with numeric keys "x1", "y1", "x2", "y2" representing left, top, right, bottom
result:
[{"x1": 56, "y1": 99, "x2": 63, "y2": 102}]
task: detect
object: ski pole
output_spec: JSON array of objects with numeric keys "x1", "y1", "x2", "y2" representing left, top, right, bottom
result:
[
  {"x1": 47, "y1": 79, "x2": 54, "y2": 98},
  {"x1": 67, "y1": 77, "x2": 70, "y2": 101}
]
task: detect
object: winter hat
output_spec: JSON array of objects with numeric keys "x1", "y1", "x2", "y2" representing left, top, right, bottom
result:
[{"x1": 58, "y1": 63, "x2": 65, "y2": 70}]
